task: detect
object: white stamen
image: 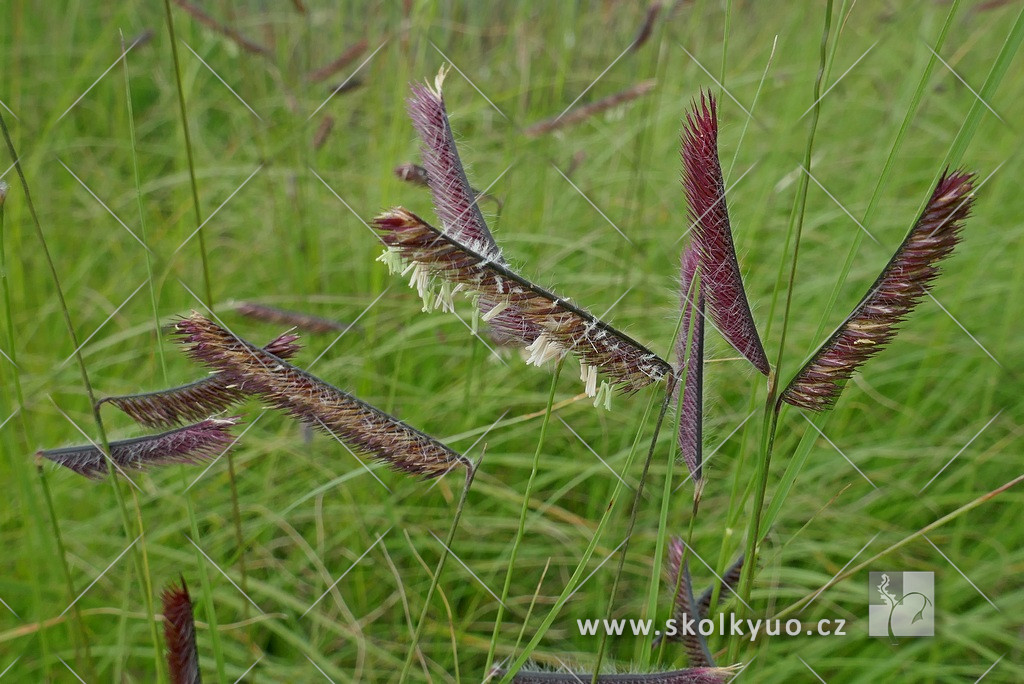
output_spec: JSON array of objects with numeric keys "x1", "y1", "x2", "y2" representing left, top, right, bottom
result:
[
  {"x1": 580, "y1": 361, "x2": 598, "y2": 397},
  {"x1": 525, "y1": 333, "x2": 563, "y2": 366},
  {"x1": 481, "y1": 299, "x2": 509, "y2": 322}
]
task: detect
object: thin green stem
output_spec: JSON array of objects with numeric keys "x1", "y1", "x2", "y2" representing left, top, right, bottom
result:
[
  {"x1": 738, "y1": 0, "x2": 833, "y2": 621},
  {"x1": 483, "y1": 360, "x2": 564, "y2": 674},
  {"x1": 163, "y1": 0, "x2": 251, "y2": 625},
  {"x1": 498, "y1": 387, "x2": 661, "y2": 683},
  {"x1": 398, "y1": 460, "x2": 482, "y2": 683},
  {"x1": 0, "y1": 110, "x2": 159, "y2": 679},
  {"x1": 590, "y1": 375, "x2": 678, "y2": 682},
  {"x1": 120, "y1": 31, "x2": 166, "y2": 683}
]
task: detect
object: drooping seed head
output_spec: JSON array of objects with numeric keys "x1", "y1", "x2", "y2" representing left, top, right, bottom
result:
[
  {"x1": 374, "y1": 208, "x2": 672, "y2": 394},
  {"x1": 37, "y1": 417, "x2": 239, "y2": 479},
  {"x1": 174, "y1": 313, "x2": 469, "y2": 477}
]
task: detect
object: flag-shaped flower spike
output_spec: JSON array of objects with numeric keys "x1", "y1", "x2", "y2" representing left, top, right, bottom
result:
[
  {"x1": 174, "y1": 313, "x2": 469, "y2": 478},
  {"x1": 780, "y1": 170, "x2": 975, "y2": 411},
  {"x1": 681, "y1": 91, "x2": 770, "y2": 375},
  {"x1": 98, "y1": 333, "x2": 300, "y2": 428},
  {"x1": 37, "y1": 417, "x2": 239, "y2": 479},
  {"x1": 374, "y1": 208, "x2": 672, "y2": 394},
  {"x1": 675, "y1": 244, "x2": 705, "y2": 483}
]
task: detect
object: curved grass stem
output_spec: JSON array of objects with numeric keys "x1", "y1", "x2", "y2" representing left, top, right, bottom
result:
[
  {"x1": 484, "y1": 360, "x2": 564, "y2": 674},
  {"x1": 737, "y1": 0, "x2": 833, "y2": 629}
]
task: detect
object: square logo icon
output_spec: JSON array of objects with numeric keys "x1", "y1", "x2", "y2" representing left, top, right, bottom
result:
[{"x1": 869, "y1": 571, "x2": 934, "y2": 638}]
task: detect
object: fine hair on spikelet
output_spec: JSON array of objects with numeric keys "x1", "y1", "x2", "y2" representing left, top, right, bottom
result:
[
  {"x1": 97, "y1": 333, "x2": 300, "y2": 428},
  {"x1": 37, "y1": 417, "x2": 239, "y2": 479},
  {"x1": 780, "y1": 170, "x2": 975, "y2": 411},
  {"x1": 173, "y1": 313, "x2": 470, "y2": 478},
  {"x1": 681, "y1": 91, "x2": 770, "y2": 375}
]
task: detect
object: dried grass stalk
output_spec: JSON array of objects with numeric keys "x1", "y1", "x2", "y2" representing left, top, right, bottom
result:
[
  {"x1": 171, "y1": 0, "x2": 271, "y2": 57},
  {"x1": 98, "y1": 333, "x2": 300, "y2": 428},
  {"x1": 780, "y1": 170, "x2": 975, "y2": 411},
  {"x1": 307, "y1": 39, "x2": 368, "y2": 82},
  {"x1": 629, "y1": 2, "x2": 663, "y2": 51},
  {"x1": 162, "y1": 577, "x2": 202, "y2": 684},
  {"x1": 235, "y1": 302, "x2": 353, "y2": 335},
  {"x1": 375, "y1": 208, "x2": 671, "y2": 394},
  {"x1": 174, "y1": 313, "x2": 469, "y2": 477},
  {"x1": 523, "y1": 80, "x2": 657, "y2": 137},
  {"x1": 681, "y1": 92, "x2": 769, "y2": 375},
  {"x1": 37, "y1": 417, "x2": 239, "y2": 479}
]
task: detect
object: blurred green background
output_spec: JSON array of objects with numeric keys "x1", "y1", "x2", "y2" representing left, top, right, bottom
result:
[{"x1": 0, "y1": 1, "x2": 1021, "y2": 682}]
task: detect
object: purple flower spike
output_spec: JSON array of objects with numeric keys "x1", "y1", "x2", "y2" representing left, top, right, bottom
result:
[
  {"x1": 781, "y1": 170, "x2": 975, "y2": 411},
  {"x1": 675, "y1": 244, "x2": 705, "y2": 483},
  {"x1": 681, "y1": 91, "x2": 770, "y2": 375}
]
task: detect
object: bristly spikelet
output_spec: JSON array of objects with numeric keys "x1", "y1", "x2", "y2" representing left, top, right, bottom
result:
[
  {"x1": 98, "y1": 333, "x2": 300, "y2": 428},
  {"x1": 37, "y1": 417, "x2": 239, "y2": 479},
  {"x1": 235, "y1": 302, "x2": 354, "y2": 335},
  {"x1": 780, "y1": 170, "x2": 976, "y2": 411},
  {"x1": 696, "y1": 554, "x2": 744, "y2": 618},
  {"x1": 162, "y1": 577, "x2": 202, "y2": 684},
  {"x1": 681, "y1": 91, "x2": 770, "y2": 375},
  {"x1": 675, "y1": 245, "x2": 705, "y2": 483},
  {"x1": 407, "y1": 67, "x2": 502, "y2": 262},
  {"x1": 173, "y1": 313, "x2": 470, "y2": 478},
  {"x1": 661, "y1": 536, "x2": 715, "y2": 666},
  {"x1": 374, "y1": 208, "x2": 672, "y2": 394}
]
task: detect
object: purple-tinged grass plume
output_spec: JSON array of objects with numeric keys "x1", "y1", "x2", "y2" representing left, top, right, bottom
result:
[
  {"x1": 489, "y1": 666, "x2": 736, "y2": 683},
  {"x1": 174, "y1": 313, "x2": 470, "y2": 477},
  {"x1": 407, "y1": 67, "x2": 502, "y2": 261},
  {"x1": 98, "y1": 333, "x2": 300, "y2": 428},
  {"x1": 37, "y1": 417, "x2": 239, "y2": 479},
  {"x1": 523, "y1": 80, "x2": 657, "y2": 137},
  {"x1": 374, "y1": 208, "x2": 672, "y2": 394},
  {"x1": 675, "y1": 244, "x2": 705, "y2": 483},
  {"x1": 234, "y1": 302, "x2": 354, "y2": 335},
  {"x1": 780, "y1": 170, "x2": 975, "y2": 411},
  {"x1": 171, "y1": 0, "x2": 271, "y2": 57},
  {"x1": 394, "y1": 162, "x2": 502, "y2": 208},
  {"x1": 681, "y1": 92, "x2": 770, "y2": 375},
  {"x1": 659, "y1": 536, "x2": 715, "y2": 666},
  {"x1": 161, "y1": 577, "x2": 202, "y2": 684},
  {"x1": 405, "y1": 69, "x2": 535, "y2": 350},
  {"x1": 696, "y1": 554, "x2": 744, "y2": 619},
  {"x1": 307, "y1": 39, "x2": 367, "y2": 82}
]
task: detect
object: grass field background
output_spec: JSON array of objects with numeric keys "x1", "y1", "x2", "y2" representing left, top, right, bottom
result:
[{"x1": 1, "y1": 1, "x2": 1021, "y2": 682}]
